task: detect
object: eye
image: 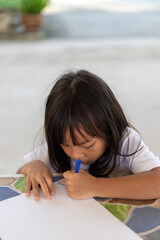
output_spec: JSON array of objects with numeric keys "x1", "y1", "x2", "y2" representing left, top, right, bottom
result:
[{"x1": 83, "y1": 143, "x2": 95, "y2": 149}]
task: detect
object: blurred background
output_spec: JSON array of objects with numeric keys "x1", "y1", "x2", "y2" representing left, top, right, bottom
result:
[{"x1": 0, "y1": 0, "x2": 160, "y2": 174}]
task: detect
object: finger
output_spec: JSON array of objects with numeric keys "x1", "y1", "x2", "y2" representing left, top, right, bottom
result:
[
  {"x1": 65, "y1": 184, "x2": 73, "y2": 197},
  {"x1": 63, "y1": 171, "x2": 73, "y2": 178},
  {"x1": 63, "y1": 171, "x2": 70, "y2": 178},
  {"x1": 59, "y1": 179, "x2": 66, "y2": 185},
  {"x1": 39, "y1": 178, "x2": 51, "y2": 200},
  {"x1": 65, "y1": 177, "x2": 72, "y2": 187},
  {"x1": 25, "y1": 177, "x2": 32, "y2": 197},
  {"x1": 45, "y1": 176, "x2": 55, "y2": 196},
  {"x1": 32, "y1": 180, "x2": 40, "y2": 201}
]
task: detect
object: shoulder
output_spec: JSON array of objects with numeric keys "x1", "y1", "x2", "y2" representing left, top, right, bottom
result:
[
  {"x1": 119, "y1": 127, "x2": 160, "y2": 173},
  {"x1": 122, "y1": 127, "x2": 140, "y2": 140},
  {"x1": 119, "y1": 127, "x2": 142, "y2": 154}
]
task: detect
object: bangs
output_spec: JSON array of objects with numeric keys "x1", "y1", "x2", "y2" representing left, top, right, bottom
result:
[{"x1": 53, "y1": 100, "x2": 105, "y2": 146}]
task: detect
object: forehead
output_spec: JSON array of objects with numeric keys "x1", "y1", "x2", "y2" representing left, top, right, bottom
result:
[{"x1": 63, "y1": 127, "x2": 92, "y2": 145}]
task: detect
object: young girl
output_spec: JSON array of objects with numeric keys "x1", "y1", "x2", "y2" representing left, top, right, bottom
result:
[{"x1": 17, "y1": 69, "x2": 160, "y2": 202}]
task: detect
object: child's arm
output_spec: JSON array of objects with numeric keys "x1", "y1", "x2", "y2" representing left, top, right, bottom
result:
[
  {"x1": 95, "y1": 167, "x2": 160, "y2": 199},
  {"x1": 17, "y1": 160, "x2": 55, "y2": 201},
  {"x1": 63, "y1": 167, "x2": 160, "y2": 200}
]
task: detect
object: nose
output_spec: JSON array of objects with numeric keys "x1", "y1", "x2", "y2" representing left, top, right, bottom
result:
[{"x1": 71, "y1": 146, "x2": 85, "y2": 160}]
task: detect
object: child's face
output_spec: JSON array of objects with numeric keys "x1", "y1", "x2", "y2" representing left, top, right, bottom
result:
[{"x1": 60, "y1": 128, "x2": 107, "y2": 165}]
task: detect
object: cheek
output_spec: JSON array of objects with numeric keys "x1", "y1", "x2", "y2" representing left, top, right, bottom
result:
[
  {"x1": 61, "y1": 147, "x2": 76, "y2": 159},
  {"x1": 98, "y1": 140, "x2": 107, "y2": 151},
  {"x1": 62, "y1": 147, "x2": 70, "y2": 155},
  {"x1": 84, "y1": 148, "x2": 100, "y2": 159},
  {"x1": 91, "y1": 143, "x2": 106, "y2": 157}
]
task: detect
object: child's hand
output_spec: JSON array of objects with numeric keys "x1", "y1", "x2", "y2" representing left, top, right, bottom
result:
[
  {"x1": 20, "y1": 160, "x2": 54, "y2": 201},
  {"x1": 63, "y1": 170, "x2": 97, "y2": 199}
]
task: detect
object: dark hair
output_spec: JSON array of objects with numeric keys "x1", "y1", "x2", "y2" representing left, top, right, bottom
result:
[{"x1": 44, "y1": 69, "x2": 139, "y2": 177}]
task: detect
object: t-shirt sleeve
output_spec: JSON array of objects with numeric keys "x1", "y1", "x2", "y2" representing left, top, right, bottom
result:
[
  {"x1": 23, "y1": 143, "x2": 56, "y2": 173},
  {"x1": 121, "y1": 128, "x2": 160, "y2": 174}
]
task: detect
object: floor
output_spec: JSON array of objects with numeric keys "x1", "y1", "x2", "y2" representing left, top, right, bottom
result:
[{"x1": 0, "y1": 0, "x2": 160, "y2": 174}]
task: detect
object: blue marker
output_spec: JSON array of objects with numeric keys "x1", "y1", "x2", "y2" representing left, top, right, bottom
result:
[{"x1": 75, "y1": 159, "x2": 81, "y2": 173}]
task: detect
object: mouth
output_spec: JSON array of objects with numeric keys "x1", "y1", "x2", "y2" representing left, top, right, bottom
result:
[
  {"x1": 81, "y1": 160, "x2": 91, "y2": 165},
  {"x1": 80, "y1": 160, "x2": 86, "y2": 164},
  {"x1": 81, "y1": 161, "x2": 87, "y2": 165}
]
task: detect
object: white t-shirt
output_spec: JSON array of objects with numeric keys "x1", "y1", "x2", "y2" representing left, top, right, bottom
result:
[{"x1": 23, "y1": 127, "x2": 160, "y2": 177}]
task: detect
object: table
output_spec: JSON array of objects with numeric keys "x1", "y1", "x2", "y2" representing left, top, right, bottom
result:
[{"x1": 1, "y1": 175, "x2": 160, "y2": 239}]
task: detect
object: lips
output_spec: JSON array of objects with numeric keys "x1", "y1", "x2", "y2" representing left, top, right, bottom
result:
[{"x1": 81, "y1": 161, "x2": 90, "y2": 165}]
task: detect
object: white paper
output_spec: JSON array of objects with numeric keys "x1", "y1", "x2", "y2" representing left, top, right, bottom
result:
[{"x1": 0, "y1": 182, "x2": 141, "y2": 240}]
